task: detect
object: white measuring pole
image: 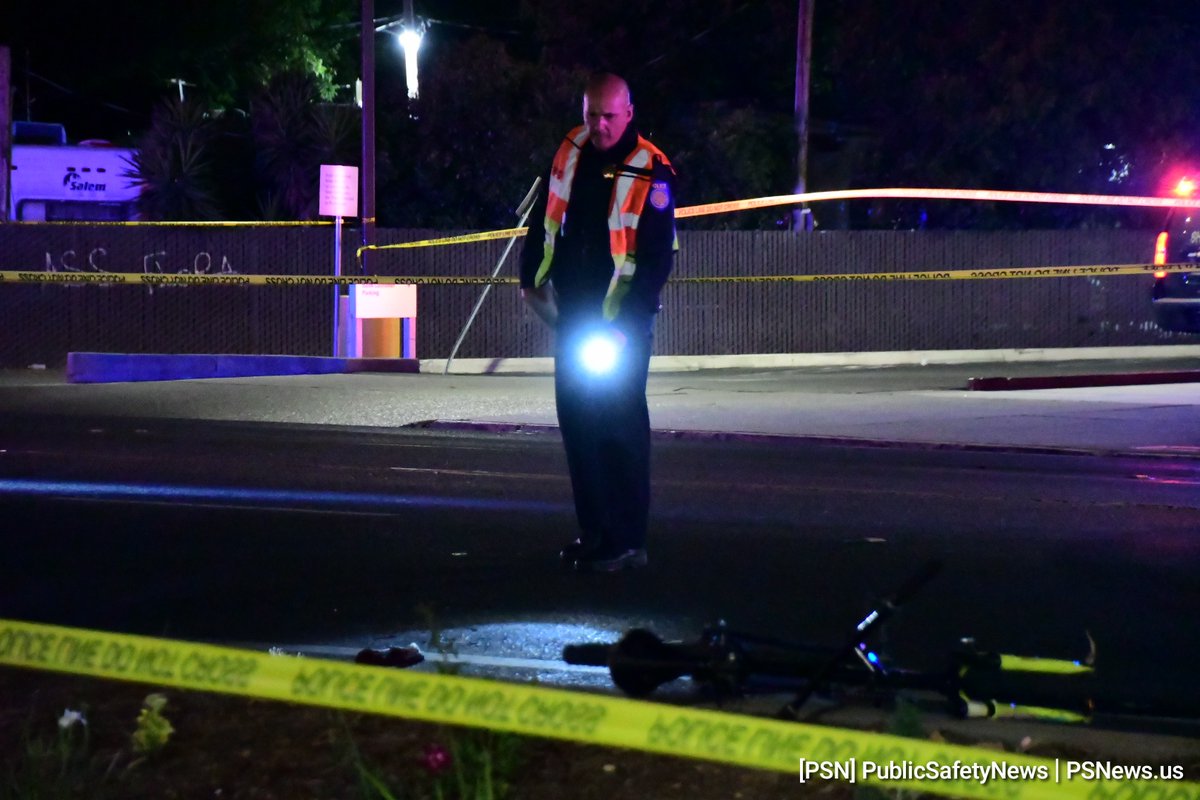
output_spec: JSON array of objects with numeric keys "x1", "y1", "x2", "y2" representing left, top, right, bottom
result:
[{"x1": 444, "y1": 177, "x2": 542, "y2": 374}]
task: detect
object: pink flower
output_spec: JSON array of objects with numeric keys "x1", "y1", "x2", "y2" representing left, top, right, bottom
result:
[{"x1": 421, "y1": 742, "x2": 452, "y2": 776}]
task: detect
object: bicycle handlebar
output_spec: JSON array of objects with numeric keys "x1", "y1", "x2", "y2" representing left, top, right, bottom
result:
[
  {"x1": 778, "y1": 559, "x2": 942, "y2": 718},
  {"x1": 562, "y1": 643, "x2": 609, "y2": 667}
]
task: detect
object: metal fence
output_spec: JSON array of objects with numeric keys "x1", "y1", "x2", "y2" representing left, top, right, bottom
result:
[{"x1": 0, "y1": 223, "x2": 1183, "y2": 369}]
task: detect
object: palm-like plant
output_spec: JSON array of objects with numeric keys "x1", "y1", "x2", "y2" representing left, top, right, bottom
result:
[
  {"x1": 311, "y1": 100, "x2": 360, "y2": 167},
  {"x1": 251, "y1": 72, "x2": 358, "y2": 220},
  {"x1": 128, "y1": 75, "x2": 359, "y2": 221},
  {"x1": 127, "y1": 99, "x2": 224, "y2": 221}
]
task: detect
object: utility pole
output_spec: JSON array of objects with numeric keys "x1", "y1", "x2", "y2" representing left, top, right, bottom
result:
[
  {"x1": 360, "y1": 0, "x2": 376, "y2": 276},
  {"x1": 24, "y1": 48, "x2": 31, "y2": 120},
  {"x1": 1, "y1": 47, "x2": 11, "y2": 222},
  {"x1": 792, "y1": 0, "x2": 814, "y2": 232}
]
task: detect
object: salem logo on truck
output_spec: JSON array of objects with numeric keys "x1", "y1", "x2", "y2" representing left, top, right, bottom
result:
[{"x1": 62, "y1": 171, "x2": 107, "y2": 192}]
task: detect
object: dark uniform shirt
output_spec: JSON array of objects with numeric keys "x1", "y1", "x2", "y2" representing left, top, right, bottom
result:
[{"x1": 520, "y1": 124, "x2": 677, "y2": 326}]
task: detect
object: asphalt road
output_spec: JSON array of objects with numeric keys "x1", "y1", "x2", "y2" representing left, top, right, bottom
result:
[{"x1": 3, "y1": 414, "x2": 1198, "y2": 733}]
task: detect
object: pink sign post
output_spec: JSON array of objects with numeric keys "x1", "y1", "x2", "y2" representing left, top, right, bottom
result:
[{"x1": 319, "y1": 164, "x2": 359, "y2": 356}]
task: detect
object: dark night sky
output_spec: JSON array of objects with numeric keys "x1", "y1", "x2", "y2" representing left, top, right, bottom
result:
[
  {"x1": 6, "y1": 0, "x2": 1200, "y2": 229},
  {"x1": 2, "y1": 1, "x2": 533, "y2": 142},
  {"x1": 7, "y1": 0, "x2": 1198, "y2": 143}
]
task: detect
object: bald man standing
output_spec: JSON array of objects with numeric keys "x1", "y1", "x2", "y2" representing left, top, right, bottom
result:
[{"x1": 520, "y1": 72, "x2": 679, "y2": 573}]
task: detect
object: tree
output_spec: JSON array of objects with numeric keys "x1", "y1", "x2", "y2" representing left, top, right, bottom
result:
[
  {"x1": 370, "y1": 0, "x2": 804, "y2": 228},
  {"x1": 818, "y1": 0, "x2": 1200, "y2": 228},
  {"x1": 129, "y1": 72, "x2": 358, "y2": 221},
  {"x1": 59, "y1": 0, "x2": 1200, "y2": 229},
  {"x1": 377, "y1": 35, "x2": 582, "y2": 228},
  {"x1": 6, "y1": 0, "x2": 355, "y2": 142},
  {"x1": 668, "y1": 102, "x2": 795, "y2": 230},
  {"x1": 512, "y1": 0, "x2": 806, "y2": 226},
  {"x1": 251, "y1": 72, "x2": 359, "y2": 220},
  {"x1": 127, "y1": 99, "x2": 223, "y2": 221},
  {"x1": 161, "y1": 0, "x2": 355, "y2": 107}
]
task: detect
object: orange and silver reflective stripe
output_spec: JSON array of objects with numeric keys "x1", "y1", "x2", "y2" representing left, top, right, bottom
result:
[
  {"x1": 602, "y1": 143, "x2": 663, "y2": 319},
  {"x1": 607, "y1": 146, "x2": 654, "y2": 273},
  {"x1": 535, "y1": 127, "x2": 589, "y2": 288}
]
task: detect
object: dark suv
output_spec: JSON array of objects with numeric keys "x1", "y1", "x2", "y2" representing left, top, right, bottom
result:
[{"x1": 1152, "y1": 190, "x2": 1200, "y2": 333}]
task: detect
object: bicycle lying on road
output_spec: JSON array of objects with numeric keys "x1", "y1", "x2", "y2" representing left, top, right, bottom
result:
[{"x1": 563, "y1": 560, "x2": 1198, "y2": 732}]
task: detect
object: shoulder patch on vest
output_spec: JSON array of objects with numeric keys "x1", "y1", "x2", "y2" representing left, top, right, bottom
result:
[{"x1": 649, "y1": 181, "x2": 671, "y2": 211}]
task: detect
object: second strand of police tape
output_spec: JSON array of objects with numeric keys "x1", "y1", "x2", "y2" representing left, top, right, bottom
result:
[
  {"x1": 1, "y1": 620, "x2": 1196, "y2": 800},
  {"x1": 0, "y1": 263, "x2": 1188, "y2": 287},
  {"x1": 354, "y1": 185, "x2": 1200, "y2": 258}
]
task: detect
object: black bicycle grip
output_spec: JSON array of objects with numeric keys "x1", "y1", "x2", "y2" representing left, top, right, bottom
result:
[{"x1": 562, "y1": 643, "x2": 611, "y2": 666}]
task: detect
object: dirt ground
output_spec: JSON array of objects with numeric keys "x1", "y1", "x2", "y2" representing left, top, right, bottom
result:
[{"x1": 2, "y1": 667, "x2": 1197, "y2": 800}]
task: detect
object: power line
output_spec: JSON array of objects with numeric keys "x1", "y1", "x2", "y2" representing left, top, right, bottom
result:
[
  {"x1": 16, "y1": 66, "x2": 145, "y2": 119},
  {"x1": 638, "y1": 2, "x2": 759, "y2": 73}
]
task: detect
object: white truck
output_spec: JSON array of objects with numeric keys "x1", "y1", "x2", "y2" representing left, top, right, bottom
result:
[{"x1": 6, "y1": 122, "x2": 140, "y2": 222}]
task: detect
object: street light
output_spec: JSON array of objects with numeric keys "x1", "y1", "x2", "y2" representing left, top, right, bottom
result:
[
  {"x1": 397, "y1": 0, "x2": 423, "y2": 101},
  {"x1": 398, "y1": 26, "x2": 423, "y2": 99}
]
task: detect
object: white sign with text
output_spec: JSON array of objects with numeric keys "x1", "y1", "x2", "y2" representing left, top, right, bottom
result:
[{"x1": 319, "y1": 164, "x2": 359, "y2": 217}]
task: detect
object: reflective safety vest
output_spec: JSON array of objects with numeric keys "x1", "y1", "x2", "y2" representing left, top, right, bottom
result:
[{"x1": 534, "y1": 125, "x2": 676, "y2": 320}]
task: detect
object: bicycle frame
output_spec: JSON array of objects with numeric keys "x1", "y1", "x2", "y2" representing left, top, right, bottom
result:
[{"x1": 563, "y1": 560, "x2": 1097, "y2": 724}]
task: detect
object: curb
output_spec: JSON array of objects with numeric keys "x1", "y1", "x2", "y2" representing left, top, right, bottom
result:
[
  {"x1": 63, "y1": 345, "x2": 1200, "y2": 383},
  {"x1": 968, "y1": 370, "x2": 1200, "y2": 391},
  {"x1": 427, "y1": 344, "x2": 1200, "y2": 375},
  {"x1": 407, "y1": 419, "x2": 1200, "y2": 460},
  {"x1": 66, "y1": 352, "x2": 418, "y2": 383}
]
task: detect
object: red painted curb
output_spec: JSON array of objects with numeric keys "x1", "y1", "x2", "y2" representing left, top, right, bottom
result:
[{"x1": 967, "y1": 371, "x2": 1200, "y2": 391}]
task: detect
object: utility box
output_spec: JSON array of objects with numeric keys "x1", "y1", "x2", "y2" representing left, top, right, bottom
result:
[{"x1": 347, "y1": 284, "x2": 417, "y2": 358}]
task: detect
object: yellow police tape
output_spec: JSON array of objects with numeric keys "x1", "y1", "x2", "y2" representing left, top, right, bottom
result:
[
  {"x1": 12, "y1": 219, "x2": 331, "y2": 227},
  {"x1": 0, "y1": 619, "x2": 1195, "y2": 800},
  {"x1": 12, "y1": 186, "x2": 1199, "y2": 243},
  {"x1": 358, "y1": 226, "x2": 531, "y2": 257},
  {"x1": 673, "y1": 187, "x2": 1200, "y2": 220},
  {"x1": 0, "y1": 263, "x2": 1190, "y2": 288},
  {"x1": 356, "y1": 186, "x2": 1200, "y2": 254}
]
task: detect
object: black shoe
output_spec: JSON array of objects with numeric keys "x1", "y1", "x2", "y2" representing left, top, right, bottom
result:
[
  {"x1": 573, "y1": 548, "x2": 648, "y2": 573},
  {"x1": 353, "y1": 646, "x2": 425, "y2": 668}
]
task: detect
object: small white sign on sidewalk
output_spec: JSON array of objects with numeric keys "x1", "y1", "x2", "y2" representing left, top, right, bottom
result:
[
  {"x1": 345, "y1": 284, "x2": 418, "y2": 359},
  {"x1": 350, "y1": 284, "x2": 416, "y2": 319}
]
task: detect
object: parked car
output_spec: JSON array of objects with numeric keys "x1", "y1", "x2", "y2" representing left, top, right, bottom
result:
[{"x1": 1152, "y1": 178, "x2": 1200, "y2": 333}]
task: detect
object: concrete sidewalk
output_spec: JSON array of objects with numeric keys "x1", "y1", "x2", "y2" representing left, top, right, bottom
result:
[
  {"x1": 3, "y1": 351, "x2": 1199, "y2": 459},
  {"x1": 438, "y1": 366, "x2": 1200, "y2": 458}
]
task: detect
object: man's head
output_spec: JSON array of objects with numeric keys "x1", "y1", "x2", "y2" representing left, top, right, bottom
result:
[{"x1": 582, "y1": 73, "x2": 633, "y2": 152}]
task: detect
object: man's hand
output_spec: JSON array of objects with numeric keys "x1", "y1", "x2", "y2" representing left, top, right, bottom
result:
[{"x1": 521, "y1": 285, "x2": 559, "y2": 328}]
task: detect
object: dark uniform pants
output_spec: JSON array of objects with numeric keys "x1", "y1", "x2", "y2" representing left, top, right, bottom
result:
[{"x1": 554, "y1": 319, "x2": 653, "y2": 554}]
